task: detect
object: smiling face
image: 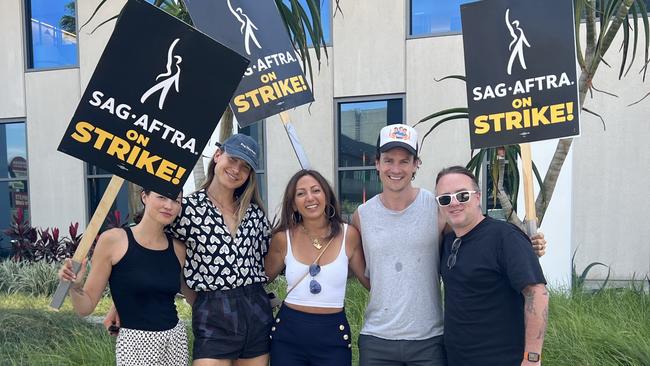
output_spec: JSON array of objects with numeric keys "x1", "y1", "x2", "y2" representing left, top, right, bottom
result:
[
  {"x1": 376, "y1": 147, "x2": 419, "y2": 194},
  {"x1": 435, "y1": 173, "x2": 483, "y2": 237},
  {"x1": 214, "y1": 150, "x2": 252, "y2": 191},
  {"x1": 293, "y1": 174, "x2": 328, "y2": 221},
  {"x1": 141, "y1": 191, "x2": 182, "y2": 226}
]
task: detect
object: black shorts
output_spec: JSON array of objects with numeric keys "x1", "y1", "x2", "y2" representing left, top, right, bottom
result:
[{"x1": 192, "y1": 283, "x2": 273, "y2": 360}]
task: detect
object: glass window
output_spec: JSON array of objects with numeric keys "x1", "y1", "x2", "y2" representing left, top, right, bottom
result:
[
  {"x1": 337, "y1": 98, "x2": 404, "y2": 217},
  {"x1": 87, "y1": 164, "x2": 131, "y2": 228},
  {"x1": 409, "y1": 0, "x2": 473, "y2": 36},
  {"x1": 25, "y1": 0, "x2": 78, "y2": 69},
  {"x1": 282, "y1": 0, "x2": 332, "y2": 46},
  {"x1": 0, "y1": 122, "x2": 29, "y2": 258},
  {"x1": 239, "y1": 121, "x2": 267, "y2": 206}
]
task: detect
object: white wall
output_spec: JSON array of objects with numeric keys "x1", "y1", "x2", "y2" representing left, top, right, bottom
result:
[
  {"x1": 0, "y1": 0, "x2": 26, "y2": 119},
  {"x1": 25, "y1": 68, "x2": 85, "y2": 230}
]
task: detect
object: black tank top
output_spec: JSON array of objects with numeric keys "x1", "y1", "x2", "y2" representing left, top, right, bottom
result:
[{"x1": 108, "y1": 227, "x2": 180, "y2": 331}]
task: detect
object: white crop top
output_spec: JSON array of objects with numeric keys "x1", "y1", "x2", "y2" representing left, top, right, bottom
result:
[{"x1": 284, "y1": 224, "x2": 349, "y2": 308}]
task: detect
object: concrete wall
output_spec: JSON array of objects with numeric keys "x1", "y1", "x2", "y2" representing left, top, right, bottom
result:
[
  {"x1": 25, "y1": 68, "x2": 85, "y2": 229},
  {"x1": 2, "y1": 0, "x2": 648, "y2": 282},
  {"x1": 571, "y1": 27, "x2": 650, "y2": 281}
]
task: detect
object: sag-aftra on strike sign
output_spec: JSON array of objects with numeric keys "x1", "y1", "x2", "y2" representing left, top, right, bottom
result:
[
  {"x1": 57, "y1": 0, "x2": 248, "y2": 198},
  {"x1": 461, "y1": 0, "x2": 580, "y2": 149}
]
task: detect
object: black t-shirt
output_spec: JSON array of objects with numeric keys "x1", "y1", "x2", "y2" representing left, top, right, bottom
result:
[{"x1": 440, "y1": 217, "x2": 546, "y2": 366}]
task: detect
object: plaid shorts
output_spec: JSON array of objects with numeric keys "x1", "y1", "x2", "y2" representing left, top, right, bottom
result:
[{"x1": 192, "y1": 283, "x2": 273, "y2": 360}]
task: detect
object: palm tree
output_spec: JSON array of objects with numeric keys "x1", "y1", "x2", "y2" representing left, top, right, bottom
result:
[{"x1": 418, "y1": 0, "x2": 649, "y2": 230}]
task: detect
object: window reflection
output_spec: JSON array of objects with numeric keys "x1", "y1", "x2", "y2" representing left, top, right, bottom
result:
[
  {"x1": 26, "y1": 0, "x2": 78, "y2": 68},
  {"x1": 410, "y1": 0, "x2": 473, "y2": 36},
  {"x1": 0, "y1": 122, "x2": 29, "y2": 258},
  {"x1": 337, "y1": 98, "x2": 403, "y2": 216},
  {"x1": 282, "y1": 0, "x2": 332, "y2": 46}
]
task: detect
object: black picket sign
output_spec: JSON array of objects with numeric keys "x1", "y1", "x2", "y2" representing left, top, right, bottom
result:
[
  {"x1": 57, "y1": 0, "x2": 248, "y2": 198},
  {"x1": 461, "y1": 0, "x2": 580, "y2": 149}
]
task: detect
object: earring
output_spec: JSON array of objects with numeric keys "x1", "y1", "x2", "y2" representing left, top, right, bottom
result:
[{"x1": 326, "y1": 203, "x2": 336, "y2": 219}]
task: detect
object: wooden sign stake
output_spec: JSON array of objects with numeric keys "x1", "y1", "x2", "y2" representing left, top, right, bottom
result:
[
  {"x1": 520, "y1": 143, "x2": 538, "y2": 237},
  {"x1": 279, "y1": 111, "x2": 312, "y2": 170},
  {"x1": 50, "y1": 175, "x2": 125, "y2": 310}
]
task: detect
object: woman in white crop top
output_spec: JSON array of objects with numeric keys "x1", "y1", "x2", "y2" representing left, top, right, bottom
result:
[{"x1": 265, "y1": 170, "x2": 370, "y2": 366}]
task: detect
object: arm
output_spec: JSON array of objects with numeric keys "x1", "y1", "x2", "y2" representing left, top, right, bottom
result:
[
  {"x1": 346, "y1": 225, "x2": 370, "y2": 290},
  {"x1": 59, "y1": 229, "x2": 122, "y2": 317},
  {"x1": 172, "y1": 239, "x2": 196, "y2": 306},
  {"x1": 522, "y1": 283, "x2": 549, "y2": 365},
  {"x1": 264, "y1": 231, "x2": 287, "y2": 282}
]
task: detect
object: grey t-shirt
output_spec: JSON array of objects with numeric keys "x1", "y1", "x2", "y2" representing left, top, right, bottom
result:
[{"x1": 358, "y1": 189, "x2": 443, "y2": 340}]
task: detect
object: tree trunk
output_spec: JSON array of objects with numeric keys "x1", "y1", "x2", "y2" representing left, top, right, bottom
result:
[
  {"x1": 220, "y1": 106, "x2": 235, "y2": 142},
  {"x1": 535, "y1": 0, "x2": 634, "y2": 226},
  {"x1": 496, "y1": 155, "x2": 525, "y2": 230}
]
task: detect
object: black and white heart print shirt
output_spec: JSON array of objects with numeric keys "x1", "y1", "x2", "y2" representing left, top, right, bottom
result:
[{"x1": 167, "y1": 189, "x2": 271, "y2": 291}]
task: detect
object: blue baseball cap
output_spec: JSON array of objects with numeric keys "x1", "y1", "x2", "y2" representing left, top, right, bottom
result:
[{"x1": 221, "y1": 134, "x2": 259, "y2": 171}]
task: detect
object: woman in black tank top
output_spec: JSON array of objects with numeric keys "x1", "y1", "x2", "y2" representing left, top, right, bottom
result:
[{"x1": 58, "y1": 190, "x2": 191, "y2": 365}]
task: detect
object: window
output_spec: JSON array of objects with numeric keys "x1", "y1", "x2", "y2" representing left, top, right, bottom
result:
[
  {"x1": 282, "y1": 0, "x2": 332, "y2": 46},
  {"x1": 25, "y1": 0, "x2": 78, "y2": 69},
  {"x1": 0, "y1": 122, "x2": 29, "y2": 257},
  {"x1": 239, "y1": 121, "x2": 268, "y2": 206},
  {"x1": 337, "y1": 97, "x2": 404, "y2": 216},
  {"x1": 86, "y1": 165, "x2": 131, "y2": 227},
  {"x1": 409, "y1": 0, "x2": 473, "y2": 37}
]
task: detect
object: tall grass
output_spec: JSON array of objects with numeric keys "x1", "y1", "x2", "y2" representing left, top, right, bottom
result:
[
  {"x1": 2, "y1": 260, "x2": 648, "y2": 366},
  {"x1": 544, "y1": 289, "x2": 650, "y2": 366}
]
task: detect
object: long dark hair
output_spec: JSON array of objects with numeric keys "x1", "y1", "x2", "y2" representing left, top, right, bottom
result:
[{"x1": 272, "y1": 170, "x2": 343, "y2": 240}]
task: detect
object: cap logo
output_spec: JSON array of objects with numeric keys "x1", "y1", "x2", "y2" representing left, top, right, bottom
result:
[
  {"x1": 240, "y1": 142, "x2": 256, "y2": 156},
  {"x1": 388, "y1": 126, "x2": 410, "y2": 141}
]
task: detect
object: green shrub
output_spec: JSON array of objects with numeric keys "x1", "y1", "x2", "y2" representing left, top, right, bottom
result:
[{"x1": 0, "y1": 260, "x2": 59, "y2": 296}]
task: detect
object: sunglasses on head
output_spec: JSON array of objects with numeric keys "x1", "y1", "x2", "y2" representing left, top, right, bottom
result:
[{"x1": 435, "y1": 190, "x2": 477, "y2": 206}]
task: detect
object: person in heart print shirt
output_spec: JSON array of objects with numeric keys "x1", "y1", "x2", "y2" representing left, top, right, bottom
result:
[
  {"x1": 172, "y1": 134, "x2": 272, "y2": 366},
  {"x1": 104, "y1": 134, "x2": 272, "y2": 366}
]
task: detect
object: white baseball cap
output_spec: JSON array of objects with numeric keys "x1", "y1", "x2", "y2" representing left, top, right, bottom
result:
[{"x1": 377, "y1": 124, "x2": 418, "y2": 156}]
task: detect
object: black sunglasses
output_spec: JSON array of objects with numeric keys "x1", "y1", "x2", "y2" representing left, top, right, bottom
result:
[
  {"x1": 447, "y1": 238, "x2": 462, "y2": 270},
  {"x1": 309, "y1": 264, "x2": 321, "y2": 294},
  {"x1": 435, "y1": 191, "x2": 477, "y2": 207}
]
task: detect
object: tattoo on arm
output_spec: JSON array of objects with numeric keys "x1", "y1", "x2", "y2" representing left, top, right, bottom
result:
[{"x1": 524, "y1": 288, "x2": 536, "y2": 315}]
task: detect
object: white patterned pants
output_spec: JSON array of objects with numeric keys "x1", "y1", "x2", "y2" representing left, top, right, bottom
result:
[{"x1": 115, "y1": 320, "x2": 188, "y2": 366}]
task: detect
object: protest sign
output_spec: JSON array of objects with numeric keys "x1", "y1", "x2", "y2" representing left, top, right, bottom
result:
[
  {"x1": 183, "y1": 0, "x2": 315, "y2": 127},
  {"x1": 461, "y1": 0, "x2": 579, "y2": 149},
  {"x1": 57, "y1": 0, "x2": 249, "y2": 198}
]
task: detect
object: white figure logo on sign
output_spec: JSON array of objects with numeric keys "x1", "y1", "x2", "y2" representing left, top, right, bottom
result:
[
  {"x1": 141, "y1": 38, "x2": 182, "y2": 110},
  {"x1": 505, "y1": 9, "x2": 531, "y2": 75},
  {"x1": 227, "y1": 0, "x2": 262, "y2": 56}
]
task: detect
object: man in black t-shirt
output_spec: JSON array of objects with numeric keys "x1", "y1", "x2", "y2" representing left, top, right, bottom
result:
[{"x1": 435, "y1": 166, "x2": 548, "y2": 366}]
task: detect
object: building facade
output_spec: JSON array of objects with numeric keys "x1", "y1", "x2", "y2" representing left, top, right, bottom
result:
[{"x1": 2, "y1": 0, "x2": 649, "y2": 287}]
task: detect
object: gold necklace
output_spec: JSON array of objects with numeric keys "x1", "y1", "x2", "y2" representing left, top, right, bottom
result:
[{"x1": 299, "y1": 224, "x2": 330, "y2": 250}]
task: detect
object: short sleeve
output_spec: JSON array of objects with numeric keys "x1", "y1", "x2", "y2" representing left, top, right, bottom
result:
[
  {"x1": 166, "y1": 198, "x2": 189, "y2": 242},
  {"x1": 499, "y1": 228, "x2": 547, "y2": 292}
]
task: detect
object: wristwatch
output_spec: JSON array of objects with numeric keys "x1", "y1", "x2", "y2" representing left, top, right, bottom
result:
[{"x1": 525, "y1": 352, "x2": 541, "y2": 362}]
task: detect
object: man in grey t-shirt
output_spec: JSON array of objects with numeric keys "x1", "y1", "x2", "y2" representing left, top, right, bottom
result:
[
  {"x1": 352, "y1": 124, "x2": 546, "y2": 366},
  {"x1": 352, "y1": 124, "x2": 447, "y2": 366}
]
